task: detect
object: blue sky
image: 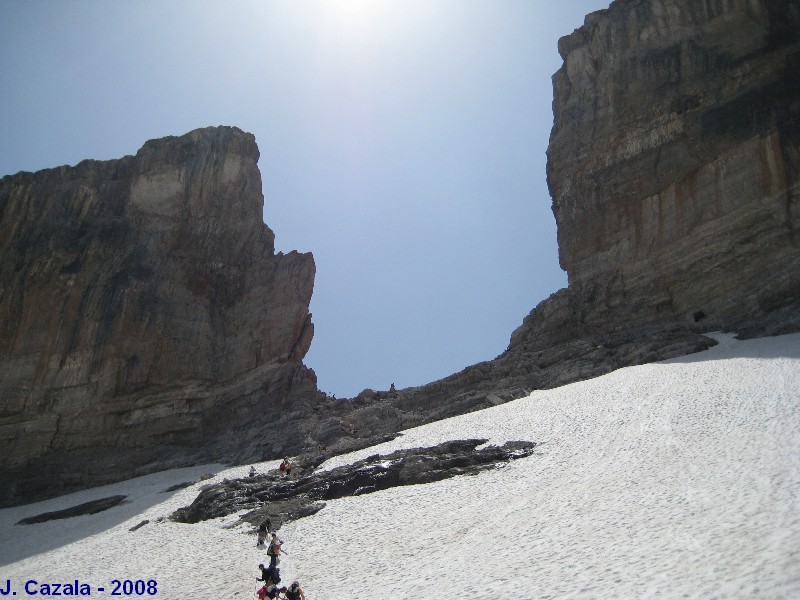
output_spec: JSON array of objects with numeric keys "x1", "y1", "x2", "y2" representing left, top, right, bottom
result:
[{"x1": 0, "y1": 1, "x2": 610, "y2": 397}]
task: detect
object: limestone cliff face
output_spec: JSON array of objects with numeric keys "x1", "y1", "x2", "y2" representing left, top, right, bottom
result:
[
  {"x1": 513, "y1": 0, "x2": 800, "y2": 347},
  {"x1": 0, "y1": 127, "x2": 318, "y2": 506}
]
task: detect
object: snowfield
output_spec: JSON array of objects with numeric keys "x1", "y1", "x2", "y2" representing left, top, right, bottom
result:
[{"x1": 1, "y1": 332, "x2": 798, "y2": 599}]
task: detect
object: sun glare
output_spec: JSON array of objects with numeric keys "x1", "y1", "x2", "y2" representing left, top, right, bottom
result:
[
  {"x1": 306, "y1": 0, "x2": 436, "y2": 45},
  {"x1": 329, "y1": 0, "x2": 383, "y2": 31},
  {"x1": 336, "y1": 0, "x2": 373, "y2": 18}
]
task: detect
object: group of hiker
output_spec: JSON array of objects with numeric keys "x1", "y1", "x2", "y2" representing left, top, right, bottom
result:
[
  {"x1": 255, "y1": 521, "x2": 305, "y2": 599},
  {"x1": 253, "y1": 461, "x2": 306, "y2": 600}
]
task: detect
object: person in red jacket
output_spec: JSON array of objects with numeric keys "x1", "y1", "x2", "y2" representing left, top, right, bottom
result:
[{"x1": 257, "y1": 583, "x2": 286, "y2": 599}]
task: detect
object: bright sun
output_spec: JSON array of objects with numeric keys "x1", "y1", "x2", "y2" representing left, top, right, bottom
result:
[
  {"x1": 316, "y1": 0, "x2": 431, "y2": 46},
  {"x1": 336, "y1": 0, "x2": 372, "y2": 17},
  {"x1": 331, "y1": 0, "x2": 381, "y2": 28}
]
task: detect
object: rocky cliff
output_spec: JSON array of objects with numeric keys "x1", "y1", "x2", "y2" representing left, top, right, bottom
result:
[
  {"x1": 302, "y1": 0, "x2": 800, "y2": 449},
  {"x1": 3, "y1": 0, "x2": 799, "y2": 506},
  {"x1": 514, "y1": 0, "x2": 800, "y2": 346},
  {"x1": 0, "y1": 127, "x2": 320, "y2": 506}
]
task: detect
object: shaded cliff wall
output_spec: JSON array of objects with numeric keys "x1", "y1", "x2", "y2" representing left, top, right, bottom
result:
[
  {"x1": 513, "y1": 0, "x2": 799, "y2": 347},
  {"x1": 0, "y1": 127, "x2": 318, "y2": 506}
]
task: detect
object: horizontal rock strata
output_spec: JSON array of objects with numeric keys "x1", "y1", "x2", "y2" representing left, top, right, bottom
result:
[
  {"x1": 533, "y1": 0, "x2": 800, "y2": 340},
  {"x1": 0, "y1": 127, "x2": 320, "y2": 506}
]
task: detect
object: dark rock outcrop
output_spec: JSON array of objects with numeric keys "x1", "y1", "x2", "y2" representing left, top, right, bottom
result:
[
  {"x1": 17, "y1": 495, "x2": 128, "y2": 524},
  {"x1": 0, "y1": 127, "x2": 321, "y2": 507},
  {"x1": 172, "y1": 439, "x2": 537, "y2": 525}
]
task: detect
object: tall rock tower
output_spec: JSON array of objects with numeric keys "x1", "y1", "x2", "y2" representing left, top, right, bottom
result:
[
  {"x1": 513, "y1": 0, "x2": 800, "y2": 348},
  {"x1": 0, "y1": 126, "x2": 318, "y2": 506}
]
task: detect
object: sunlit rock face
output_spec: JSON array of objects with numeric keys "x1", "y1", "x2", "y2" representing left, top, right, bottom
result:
[
  {"x1": 518, "y1": 0, "x2": 800, "y2": 344},
  {"x1": 0, "y1": 126, "x2": 318, "y2": 506}
]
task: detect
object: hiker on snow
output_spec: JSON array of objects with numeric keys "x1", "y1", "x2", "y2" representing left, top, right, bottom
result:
[
  {"x1": 279, "y1": 457, "x2": 292, "y2": 477},
  {"x1": 257, "y1": 529, "x2": 268, "y2": 546},
  {"x1": 285, "y1": 580, "x2": 305, "y2": 600},
  {"x1": 258, "y1": 564, "x2": 277, "y2": 585},
  {"x1": 268, "y1": 532, "x2": 286, "y2": 567},
  {"x1": 258, "y1": 583, "x2": 287, "y2": 599},
  {"x1": 257, "y1": 519, "x2": 271, "y2": 546}
]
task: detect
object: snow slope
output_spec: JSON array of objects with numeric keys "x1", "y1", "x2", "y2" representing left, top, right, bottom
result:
[{"x1": 1, "y1": 333, "x2": 798, "y2": 599}]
